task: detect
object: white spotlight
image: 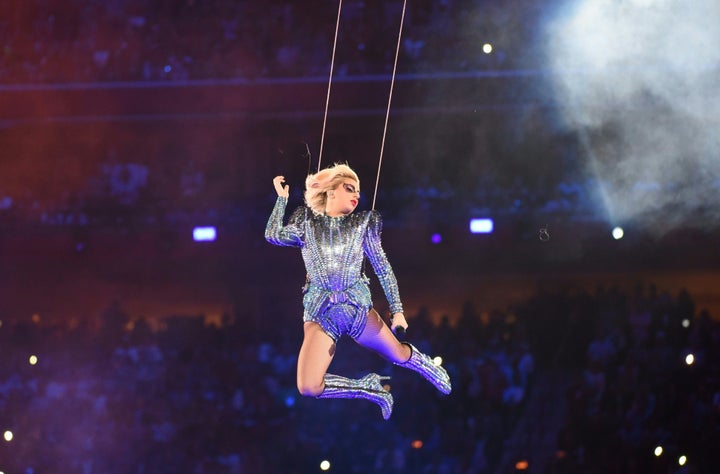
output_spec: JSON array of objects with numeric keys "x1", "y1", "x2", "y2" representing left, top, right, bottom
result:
[
  {"x1": 612, "y1": 227, "x2": 624, "y2": 240},
  {"x1": 678, "y1": 455, "x2": 687, "y2": 466},
  {"x1": 193, "y1": 226, "x2": 217, "y2": 242},
  {"x1": 482, "y1": 43, "x2": 493, "y2": 54},
  {"x1": 3, "y1": 431, "x2": 12, "y2": 442},
  {"x1": 654, "y1": 446, "x2": 663, "y2": 457},
  {"x1": 320, "y1": 460, "x2": 331, "y2": 471},
  {"x1": 470, "y1": 218, "x2": 494, "y2": 234},
  {"x1": 685, "y1": 354, "x2": 694, "y2": 365}
]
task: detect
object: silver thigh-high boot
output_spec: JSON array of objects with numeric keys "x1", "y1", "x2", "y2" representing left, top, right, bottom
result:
[
  {"x1": 316, "y1": 373, "x2": 393, "y2": 420},
  {"x1": 395, "y1": 343, "x2": 452, "y2": 394}
]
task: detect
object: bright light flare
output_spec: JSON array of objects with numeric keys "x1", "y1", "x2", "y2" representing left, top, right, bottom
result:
[
  {"x1": 483, "y1": 43, "x2": 493, "y2": 54},
  {"x1": 320, "y1": 460, "x2": 331, "y2": 471},
  {"x1": 682, "y1": 319, "x2": 690, "y2": 328},
  {"x1": 193, "y1": 226, "x2": 217, "y2": 242},
  {"x1": 612, "y1": 227, "x2": 624, "y2": 239},
  {"x1": 685, "y1": 353, "x2": 694, "y2": 365},
  {"x1": 678, "y1": 455, "x2": 687, "y2": 466},
  {"x1": 654, "y1": 446, "x2": 663, "y2": 457},
  {"x1": 433, "y1": 356, "x2": 443, "y2": 366},
  {"x1": 470, "y1": 218, "x2": 494, "y2": 234},
  {"x1": 3, "y1": 431, "x2": 12, "y2": 442},
  {"x1": 29, "y1": 355, "x2": 38, "y2": 366}
]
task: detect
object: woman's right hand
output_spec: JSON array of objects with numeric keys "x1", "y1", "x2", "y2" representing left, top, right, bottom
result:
[{"x1": 273, "y1": 176, "x2": 289, "y2": 198}]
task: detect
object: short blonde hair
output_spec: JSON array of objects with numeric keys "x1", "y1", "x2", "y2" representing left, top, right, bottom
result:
[{"x1": 304, "y1": 163, "x2": 360, "y2": 215}]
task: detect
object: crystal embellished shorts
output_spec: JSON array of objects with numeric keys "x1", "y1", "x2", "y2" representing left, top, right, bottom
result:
[
  {"x1": 303, "y1": 281, "x2": 372, "y2": 342},
  {"x1": 305, "y1": 302, "x2": 368, "y2": 342}
]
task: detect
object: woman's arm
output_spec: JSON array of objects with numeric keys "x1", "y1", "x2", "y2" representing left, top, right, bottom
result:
[
  {"x1": 363, "y1": 211, "x2": 403, "y2": 316},
  {"x1": 264, "y1": 176, "x2": 305, "y2": 247}
]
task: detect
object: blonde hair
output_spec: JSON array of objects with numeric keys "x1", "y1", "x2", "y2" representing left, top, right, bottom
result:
[{"x1": 304, "y1": 163, "x2": 360, "y2": 215}]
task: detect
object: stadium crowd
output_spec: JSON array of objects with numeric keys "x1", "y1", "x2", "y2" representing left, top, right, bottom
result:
[
  {"x1": 1, "y1": 0, "x2": 542, "y2": 84},
  {"x1": 1, "y1": 281, "x2": 717, "y2": 473}
]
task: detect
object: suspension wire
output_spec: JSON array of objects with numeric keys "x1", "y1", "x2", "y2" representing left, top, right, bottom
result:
[
  {"x1": 371, "y1": 0, "x2": 407, "y2": 210},
  {"x1": 317, "y1": 0, "x2": 344, "y2": 172}
]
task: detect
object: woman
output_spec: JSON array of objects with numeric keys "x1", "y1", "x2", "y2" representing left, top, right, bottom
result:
[{"x1": 265, "y1": 163, "x2": 451, "y2": 420}]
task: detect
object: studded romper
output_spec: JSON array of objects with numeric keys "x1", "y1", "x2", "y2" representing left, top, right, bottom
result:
[{"x1": 265, "y1": 197, "x2": 403, "y2": 342}]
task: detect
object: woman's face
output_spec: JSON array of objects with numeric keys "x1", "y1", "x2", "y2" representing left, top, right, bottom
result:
[{"x1": 326, "y1": 179, "x2": 360, "y2": 216}]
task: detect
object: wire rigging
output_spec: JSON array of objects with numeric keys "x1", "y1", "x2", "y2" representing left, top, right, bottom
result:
[
  {"x1": 317, "y1": 0, "x2": 344, "y2": 173},
  {"x1": 316, "y1": 0, "x2": 408, "y2": 211},
  {"x1": 372, "y1": 0, "x2": 407, "y2": 211}
]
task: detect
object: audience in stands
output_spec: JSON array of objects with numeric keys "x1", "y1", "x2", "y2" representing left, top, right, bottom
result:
[
  {"x1": 1, "y1": 282, "x2": 716, "y2": 472},
  {"x1": 0, "y1": 0, "x2": 544, "y2": 84}
]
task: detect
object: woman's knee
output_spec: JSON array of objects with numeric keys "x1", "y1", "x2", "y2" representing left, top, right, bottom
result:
[{"x1": 297, "y1": 378, "x2": 325, "y2": 397}]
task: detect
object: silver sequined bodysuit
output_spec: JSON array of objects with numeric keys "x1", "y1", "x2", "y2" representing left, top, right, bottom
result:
[{"x1": 265, "y1": 196, "x2": 403, "y2": 342}]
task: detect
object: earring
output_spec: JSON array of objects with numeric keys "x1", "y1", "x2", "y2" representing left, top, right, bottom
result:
[{"x1": 328, "y1": 191, "x2": 335, "y2": 197}]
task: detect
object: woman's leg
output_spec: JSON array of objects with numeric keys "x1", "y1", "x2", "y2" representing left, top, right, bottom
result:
[
  {"x1": 354, "y1": 308, "x2": 412, "y2": 362},
  {"x1": 356, "y1": 308, "x2": 452, "y2": 395},
  {"x1": 301, "y1": 319, "x2": 394, "y2": 419},
  {"x1": 297, "y1": 321, "x2": 336, "y2": 396}
]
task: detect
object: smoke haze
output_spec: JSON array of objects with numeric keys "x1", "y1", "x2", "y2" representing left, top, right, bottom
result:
[{"x1": 542, "y1": 0, "x2": 720, "y2": 233}]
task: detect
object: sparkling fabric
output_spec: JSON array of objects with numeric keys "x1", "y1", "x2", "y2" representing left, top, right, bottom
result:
[
  {"x1": 317, "y1": 373, "x2": 393, "y2": 420},
  {"x1": 265, "y1": 197, "x2": 403, "y2": 341},
  {"x1": 395, "y1": 343, "x2": 452, "y2": 394}
]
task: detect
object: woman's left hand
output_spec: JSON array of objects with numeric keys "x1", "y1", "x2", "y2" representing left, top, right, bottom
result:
[
  {"x1": 390, "y1": 312, "x2": 408, "y2": 333},
  {"x1": 273, "y1": 175, "x2": 289, "y2": 198}
]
